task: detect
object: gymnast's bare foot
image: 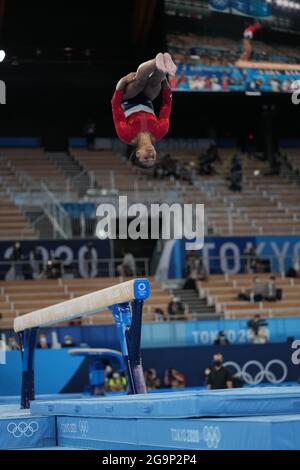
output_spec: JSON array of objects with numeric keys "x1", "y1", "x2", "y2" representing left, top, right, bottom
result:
[{"x1": 163, "y1": 52, "x2": 177, "y2": 77}]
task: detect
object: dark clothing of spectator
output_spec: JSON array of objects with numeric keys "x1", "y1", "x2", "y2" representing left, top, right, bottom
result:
[
  {"x1": 167, "y1": 299, "x2": 185, "y2": 320},
  {"x1": 84, "y1": 120, "x2": 96, "y2": 150},
  {"x1": 207, "y1": 366, "x2": 232, "y2": 389},
  {"x1": 214, "y1": 333, "x2": 230, "y2": 346},
  {"x1": 229, "y1": 154, "x2": 242, "y2": 191}
]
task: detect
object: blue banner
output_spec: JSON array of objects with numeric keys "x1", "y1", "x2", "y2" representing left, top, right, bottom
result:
[
  {"x1": 209, "y1": 0, "x2": 272, "y2": 17},
  {"x1": 142, "y1": 317, "x2": 300, "y2": 347},
  {"x1": 0, "y1": 239, "x2": 111, "y2": 279},
  {"x1": 174, "y1": 63, "x2": 300, "y2": 94},
  {"x1": 167, "y1": 235, "x2": 300, "y2": 277},
  {"x1": 209, "y1": 0, "x2": 230, "y2": 12},
  {"x1": 3, "y1": 315, "x2": 299, "y2": 351}
]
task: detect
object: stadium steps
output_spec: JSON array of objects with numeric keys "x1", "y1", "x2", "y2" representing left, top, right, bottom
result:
[
  {"x1": 172, "y1": 288, "x2": 219, "y2": 320},
  {"x1": 25, "y1": 207, "x2": 56, "y2": 239},
  {"x1": 48, "y1": 152, "x2": 91, "y2": 197}
]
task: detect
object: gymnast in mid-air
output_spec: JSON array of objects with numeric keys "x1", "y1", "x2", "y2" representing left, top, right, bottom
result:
[
  {"x1": 239, "y1": 20, "x2": 262, "y2": 62},
  {"x1": 111, "y1": 52, "x2": 177, "y2": 168}
]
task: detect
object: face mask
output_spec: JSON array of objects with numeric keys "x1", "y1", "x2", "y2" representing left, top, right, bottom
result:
[{"x1": 214, "y1": 360, "x2": 222, "y2": 367}]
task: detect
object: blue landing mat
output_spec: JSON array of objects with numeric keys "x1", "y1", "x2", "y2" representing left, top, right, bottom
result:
[
  {"x1": 0, "y1": 393, "x2": 84, "y2": 405},
  {"x1": 0, "y1": 405, "x2": 56, "y2": 449},
  {"x1": 56, "y1": 415, "x2": 300, "y2": 450},
  {"x1": 30, "y1": 386, "x2": 300, "y2": 418}
]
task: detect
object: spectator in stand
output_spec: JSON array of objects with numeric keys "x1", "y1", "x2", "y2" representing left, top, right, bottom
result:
[
  {"x1": 42, "y1": 251, "x2": 61, "y2": 279},
  {"x1": 116, "y1": 249, "x2": 136, "y2": 278},
  {"x1": 106, "y1": 370, "x2": 126, "y2": 392},
  {"x1": 9, "y1": 241, "x2": 24, "y2": 280},
  {"x1": 207, "y1": 353, "x2": 233, "y2": 390},
  {"x1": 189, "y1": 74, "x2": 203, "y2": 90},
  {"x1": 214, "y1": 331, "x2": 230, "y2": 346},
  {"x1": 244, "y1": 244, "x2": 258, "y2": 273},
  {"x1": 144, "y1": 368, "x2": 160, "y2": 391},
  {"x1": 167, "y1": 296, "x2": 185, "y2": 321},
  {"x1": 83, "y1": 241, "x2": 96, "y2": 278},
  {"x1": 7, "y1": 336, "x2": 20, "y2": 350},
  {"x1": 176, "y1": 74, "x2": 189, "y2": 90},
  {"x1": 29, "y1": 246, "x2": 43, "y2": 280},
  {"x1": 184, "y1": 251, "x2": 208, "y2": 290},
  {"x1": 286, "y1": 261, "x2": 300, "y2": 278},
  {"x1": 238, "y1": 276, "x2": 266, "y2": 302},
  {"x1": 84, "y1": 118, "x2": 96, "y2": 150},
  {"x1": 164, "y1": 368, "x2": 186, "y2": 388},
  {"x1": 62, "y1": 335, "x2": 75, "y2": 348},
  {"x1": 264, "y1": 276, "x2": 279, "y2": 301},
  {"x1": 229, "y1": 154, "x2": 242, "y2": 191},
  {"x1": 247, "y1": 314, "x2": 269, "y2": 344},
  {"x1": 198, "y1": 144, "x2": 220, "y2": 176},
  {"x1": 36, "y1": 334, "x2": 50, "y2": 349},
  {"x1": 154, "y1": 307, "x2": 165, "y2": 322}
]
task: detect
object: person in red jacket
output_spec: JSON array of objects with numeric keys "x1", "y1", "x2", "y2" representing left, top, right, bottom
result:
[
  {"x1": 111, "y1": 52, "x2": 176, "y2": 168},
  {"x1": 239, "y1": 21, "x2": 262, "y2": 62}
]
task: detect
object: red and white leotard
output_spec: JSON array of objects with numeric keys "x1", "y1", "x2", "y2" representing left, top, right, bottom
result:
[
  {"x1": 111, "y1": 87, "x2": 172, "y2": 144},
  {"x1": 244, "y1": 23, "x2": 261, "y2": 39}
]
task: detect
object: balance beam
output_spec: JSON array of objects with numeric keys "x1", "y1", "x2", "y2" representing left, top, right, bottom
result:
[{"x1": 13, "y1": 278, "x2": 150, "y2": 408}]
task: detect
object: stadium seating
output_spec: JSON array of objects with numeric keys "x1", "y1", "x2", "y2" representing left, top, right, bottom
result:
[
  {"x1": 0, "y1": 277, "x2": 172, "y2": 328},
  {"x1": 0, "y1": 157, "x2": 38, "y2": 240},
  {"x1": 198, "y1": 274, "x2": 300, "y2": 319}
]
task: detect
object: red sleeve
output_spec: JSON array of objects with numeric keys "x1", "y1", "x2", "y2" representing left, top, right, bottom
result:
[
  {"x1": 159, "y1": 87, "x2": 172, "y2": 120},
  {"x1": 156, "y1": 87, "x2": 172, "y2": 139},
  {"x1": 111, "y1": 90, "x2": 129, "y2": 141},
  {"x1": 253, "y1": 23, "x2": 262, "y2": 33}
]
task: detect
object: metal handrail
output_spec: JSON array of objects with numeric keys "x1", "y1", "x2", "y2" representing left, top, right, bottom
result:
[{"x1": 40, "y1": 182, "x2": 72, "y2": 239}]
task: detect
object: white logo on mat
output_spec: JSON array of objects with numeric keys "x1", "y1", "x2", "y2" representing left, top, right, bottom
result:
[
  {"x1": 224, "y1": 359, "x2": 288, "y2": 384},
  {"x1": 78, "y1": 419, "x2": 89, "y2": 438},
  {"x1": 203, "y1": 426, "x2": 221, "y2": 449},
  {"x1": 7, "y1": 421, "x2": 39, "y2": 438}
]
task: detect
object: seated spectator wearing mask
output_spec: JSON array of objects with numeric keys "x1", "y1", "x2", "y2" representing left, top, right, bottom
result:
[
  {"x1": 214, "y1": 331, "x2": 230, "y2": 346},
  {"x1": 207, "y1": 353, "x2": 233, "y2": 390}
]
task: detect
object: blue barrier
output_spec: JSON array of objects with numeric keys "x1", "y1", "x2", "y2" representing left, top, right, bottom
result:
[
  {"x1": 0, "y1": 137, "x2": 40, "y2": 147},
  {"x1": 3, "y1": 316, "x2": 300, "y2": 350},
  {"x1": 1, "y1": 342, "x2": 299, "y2": 395}
]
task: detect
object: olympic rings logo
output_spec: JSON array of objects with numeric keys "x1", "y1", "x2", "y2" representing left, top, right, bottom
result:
[
  {"x1": 78, "y1": 419, "x2": 89, "y2": 437},
  {"x1": 203, "y1": 426, "x2": 221, "y2": 449},
  {"x1": 7, "y1": 421, "x2": 39, "y2": 438},
  {"x1": 223, "y1": 359, "x2": 288, "y2": 385}
]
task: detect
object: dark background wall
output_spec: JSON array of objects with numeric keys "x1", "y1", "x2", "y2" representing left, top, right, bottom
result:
[{"x1": 0, "y1": 0, "x2": 299, "y2": 147}]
